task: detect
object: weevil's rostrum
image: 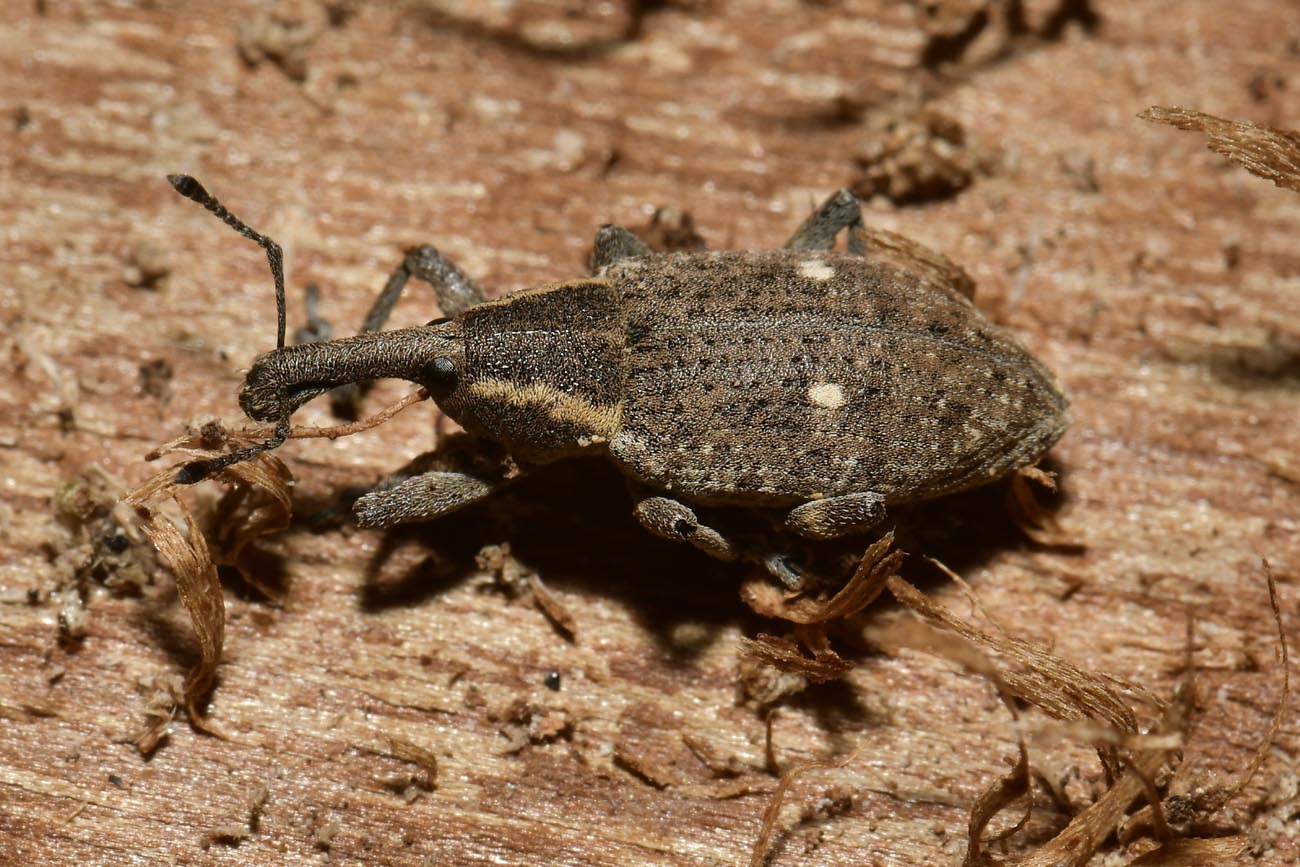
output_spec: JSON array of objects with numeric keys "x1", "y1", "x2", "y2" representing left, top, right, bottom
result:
[{"x1": 191, "y1": 182, "x2": 1068, "y2": 579}]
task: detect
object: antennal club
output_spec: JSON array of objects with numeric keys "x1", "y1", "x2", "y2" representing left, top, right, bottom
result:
[{"x1": 168, "y1": 173, "x2": 292, "y2": 485}]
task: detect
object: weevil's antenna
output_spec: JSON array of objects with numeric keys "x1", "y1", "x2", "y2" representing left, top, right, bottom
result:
[
  {"x1": 167, "y1": 174, "x2": 292, "y2": 484},
  {"x1": 173, "y1": 402, "x2": 293, "y2": 485},
  {"x1": 168, "y1": 174, "x2": 287, "y2": 350}
]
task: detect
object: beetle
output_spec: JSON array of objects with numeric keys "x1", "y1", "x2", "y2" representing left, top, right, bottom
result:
[{"x1": 168, "y1": 176, "x2": 1069, "y2": 584}]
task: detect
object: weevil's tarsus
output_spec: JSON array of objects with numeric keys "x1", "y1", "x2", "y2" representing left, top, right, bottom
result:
[
  {"x1": 366, "y1": 244, "x2": 487, "y2": 327},
  {"x1": 167, "y1": 174, "x2": 287, "y2": 351},
  {"x1": 761, "y1": 553, "x2": 806, "y2": 590},
  {"x1": 741, "y1": 534, "x2": 902, "y2": 624},
  {"x1": 783, "y1": 188, "x2": 867, "y2": 254}
]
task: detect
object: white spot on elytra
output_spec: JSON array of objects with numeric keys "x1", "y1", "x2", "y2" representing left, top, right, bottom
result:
[
  {"x1": 807, "y1": 381, "x2": 845, "y2": 410},
  {"x1": 799, "y1": 259, "x2": 835, "y2": 282}
]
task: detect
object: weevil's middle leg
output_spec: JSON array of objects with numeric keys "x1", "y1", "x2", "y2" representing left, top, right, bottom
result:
[
  {"x1": 630, "y1": 489, "x2": 740, "y2": 562},
  {"x1": 783, "y1": 491, "x2": 887, "y2": 540},
  {"x1": 629, "y1": 488, "x2": 845, "y2": 590},
  {"x1": 322, "y1": 244, "x2": 487, "y2": 416},
  {"x1": 783, "y1": 189, "x2": 867, "y2": 255},
  {"x1": 631, "y1": 497, "x2": 819, "y2": 590}
]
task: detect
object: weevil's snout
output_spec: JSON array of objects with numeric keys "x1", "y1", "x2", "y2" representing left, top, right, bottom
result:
[
  {"x1": 238, "y1": 350, "x2": 324, "y2": 421},
  {"x1": 238, "y1": 324, "x2": 465, "y2": 422}
]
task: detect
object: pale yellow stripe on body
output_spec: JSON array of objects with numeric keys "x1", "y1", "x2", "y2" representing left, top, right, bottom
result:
[{"x1": 467, "y1": 378, "x2": 623, "y2": 442}]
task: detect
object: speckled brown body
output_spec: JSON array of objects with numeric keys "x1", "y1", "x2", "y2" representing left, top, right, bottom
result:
[
  {"x1": 220, "y1": 186, "x2": 1069, "y2": 577},
  {"x1": 600, "y1": 250, "x2": 1068, "y2": 507},
  {"x1": 419, "y1": 250, "x2": 1068, "y2": 507}
]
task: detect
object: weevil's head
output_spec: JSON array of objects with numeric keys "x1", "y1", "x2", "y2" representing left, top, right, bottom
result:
[{"x1": 239, "y1": 318, "x2": 467, "y2": 421}]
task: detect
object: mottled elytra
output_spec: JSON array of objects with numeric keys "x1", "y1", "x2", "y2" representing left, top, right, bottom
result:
[{"x1": 170, "y1": 178, "x2": 1069, "y2": 584}]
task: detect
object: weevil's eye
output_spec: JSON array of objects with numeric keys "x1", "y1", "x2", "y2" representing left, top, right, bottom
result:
[
  {"x1": 426, "y1": 316, "x2": 451, "y2": 326},
  {"x1": 425, "y1": 356, "x2": 459, "y2": 391}
]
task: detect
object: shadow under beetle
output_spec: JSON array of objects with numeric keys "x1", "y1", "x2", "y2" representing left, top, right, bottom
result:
[{"x1": 168, "y1": 176, "x2": 1069, "y2": 585}]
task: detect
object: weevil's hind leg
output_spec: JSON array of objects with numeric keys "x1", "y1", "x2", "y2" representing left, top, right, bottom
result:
[
  {"x1": 784, "y1": 491, "x2": 886, "y2": 540},
  {"x1": 630, "y1": 489, "x2": 740, "y2": 562},
  {"x1": 783, "y1": 189, "x2": 867, "y2": 255},
  {"x1": 591, "y1": 225, "x2": 651, "y2": 273},
  {"x1": 352, "y1": 434, "x2": 518, "y2": 528},
  {"x1": 328, "y1": 244, "x2": 488, "y2": 416},
  {"x1": 789, "y1": 190, "x2": 977, "y2": 298}
]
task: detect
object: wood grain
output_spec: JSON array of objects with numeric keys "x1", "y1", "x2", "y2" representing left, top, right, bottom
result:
[{"x1": 2, "y1": 2, "x2": 1297, "y2": 864}]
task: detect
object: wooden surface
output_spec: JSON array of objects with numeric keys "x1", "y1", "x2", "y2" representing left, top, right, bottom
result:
[{"x1": 2, "y1": 1, "x2": 1298, "y2": 864}]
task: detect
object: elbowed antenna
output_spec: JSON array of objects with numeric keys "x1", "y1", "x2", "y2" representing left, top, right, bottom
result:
[
  {"x1": 168, "y1": 174, "x2": 287, "y2": 351},
  {"x1": 167, "y1": 174, "x2": 292, "y2": 484},
  {"x1": 172, "y1": 411, "x2": 292, "y2": 485}
]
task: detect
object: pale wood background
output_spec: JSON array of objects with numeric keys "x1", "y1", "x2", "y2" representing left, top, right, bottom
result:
[{"x1": 2, "y1": 1, "x2": 1298, "y2": 865}]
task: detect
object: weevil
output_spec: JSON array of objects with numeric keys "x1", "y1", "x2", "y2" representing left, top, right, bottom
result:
[{"x1": 168, "y1": 177, "x2": 1069, "y2": 584}]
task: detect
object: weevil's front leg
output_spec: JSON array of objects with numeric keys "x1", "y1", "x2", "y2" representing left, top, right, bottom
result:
[
  {"x1": 630, "y1": 489, "x2": 740, "y2": 562},
  {"x1": 783, "y1": 189, "x2": 867, "y2": 255},
  {"x1": 360, "y1": 244, "x2": 487, "y2": 330},
  {"x1": 353, "y1": 468, "x2": 501, "y2": 528},
  {"x1": 591, "y1": 225, "x2": 651, "y2": 272},
  {"x1": 328, "y1": 245, "x2": 488, "y2": 416},
  {"x1": 352, "y1": 434, "x2": 520, "y2": 528},
  {"x1": 783, "y1": 491, "x2": 886, "y2": 540}
]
